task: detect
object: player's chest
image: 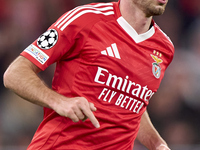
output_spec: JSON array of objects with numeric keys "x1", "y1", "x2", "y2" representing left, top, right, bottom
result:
[{"x1": 80, "y1": 23, "x2": 170, "y2": 92}]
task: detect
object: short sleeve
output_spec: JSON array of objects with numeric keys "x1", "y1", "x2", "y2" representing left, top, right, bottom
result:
[
  {"x1": 20, "y1": 3, "x2": 113, "y2": 70},
  {"x1": 20, "y1": 10, "x2": 90, "y2": 70}
]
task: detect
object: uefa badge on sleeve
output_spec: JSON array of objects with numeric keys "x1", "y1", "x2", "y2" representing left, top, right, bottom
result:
[
  {"x1": 150, "y1": 52, "x2": 163, "y2": 79},
  {"x1": 37, "y1": 29, "x2": 58, "y2": 50}
]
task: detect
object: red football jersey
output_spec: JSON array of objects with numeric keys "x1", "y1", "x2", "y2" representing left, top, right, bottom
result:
[{"x1": 21, "y1": 1, "x2": 174, "y2": 150}]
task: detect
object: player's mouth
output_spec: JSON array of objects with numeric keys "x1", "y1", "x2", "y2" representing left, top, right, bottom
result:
[{"x1": 157, "y1": 0, "x2": 167, "y2": 5}]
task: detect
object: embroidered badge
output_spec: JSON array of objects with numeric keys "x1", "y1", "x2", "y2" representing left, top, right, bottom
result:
[
  {"x1": 37, "y1": 29, "x2": 58, "y2": 50},
  {"x1": 151, "y1": 51, "x2": 163, "y2": 79}
]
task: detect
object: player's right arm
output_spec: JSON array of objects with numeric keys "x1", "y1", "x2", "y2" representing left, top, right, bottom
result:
[{"x1": 3, "y1": 56, "x2": 100, "y2": 128}]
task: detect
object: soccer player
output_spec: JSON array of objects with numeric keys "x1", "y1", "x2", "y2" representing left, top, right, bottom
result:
[{"x1": 3, "y1": 0, "x2": 173, "y2": 149}]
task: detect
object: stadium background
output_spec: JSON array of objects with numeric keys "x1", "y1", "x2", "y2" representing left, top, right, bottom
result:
[{"x1": 0, "y1": 0, "x2": 200, "y2": 149}]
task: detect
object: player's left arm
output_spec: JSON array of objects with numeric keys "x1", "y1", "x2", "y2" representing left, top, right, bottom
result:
[{"x1": 136, "y1": 110, "x2": 170, "y2": 150}]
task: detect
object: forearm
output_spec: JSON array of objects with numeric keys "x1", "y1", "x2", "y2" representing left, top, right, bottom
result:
[
  {"x1": 137, "y1": 110, "x2": 169, "y2": 150},
  {"x1": 3, "y1": 56, "x2": 58, "y2": 108},
  {"x1": 4, "y1": 56, "x2": 100, "y2": 128}
]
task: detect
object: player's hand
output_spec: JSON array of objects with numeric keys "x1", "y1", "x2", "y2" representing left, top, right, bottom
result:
[
  {"x1": 156, "y1": 144, "x2": 171, "y2": 150},
  {"x1": 52, "y1": 96, "x2": 100, "y2": 128}
]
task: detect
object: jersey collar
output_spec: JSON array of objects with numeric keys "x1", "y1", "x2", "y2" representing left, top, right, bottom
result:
[{"x1": 114, "y1": 0, "x2": 155, "y2": 43}]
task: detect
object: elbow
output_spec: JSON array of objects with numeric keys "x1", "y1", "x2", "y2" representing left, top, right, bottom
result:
[
  {"x1": 3, "y1": 56, "x2": 32, "y2": 90},
  {"x1": 3, "y1": 68, "x2": 13, "y2": 89}
]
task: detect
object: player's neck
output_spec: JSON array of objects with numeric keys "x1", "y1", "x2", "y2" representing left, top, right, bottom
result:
[{"x1": 119, "y1": 0, "x2": 153, "y2": 35}]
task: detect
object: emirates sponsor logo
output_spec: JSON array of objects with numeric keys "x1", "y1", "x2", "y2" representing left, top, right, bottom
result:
[{"x1": 94, "y1": 67, "x2": 154, "y2": 113}]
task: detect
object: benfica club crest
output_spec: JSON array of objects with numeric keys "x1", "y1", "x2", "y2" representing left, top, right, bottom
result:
[{"x1": 151, "y1": 53, "x2": 163, "y2": 79}]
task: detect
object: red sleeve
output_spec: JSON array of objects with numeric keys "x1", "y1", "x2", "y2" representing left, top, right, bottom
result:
[
  {"x1": 20, "y1": 3, "x2": 114, "y2": 70},
  {"x1": 20, "y1": 5, "x2": 98, "y2": 70}
]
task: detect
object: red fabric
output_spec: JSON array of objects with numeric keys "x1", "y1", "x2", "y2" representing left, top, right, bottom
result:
[{"x1": 21, "y1": 1, "x2": 174, "y2": 149}]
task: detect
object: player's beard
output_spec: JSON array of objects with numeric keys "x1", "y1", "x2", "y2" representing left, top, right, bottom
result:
[
  {"x1": 132, "y1": 0, "x2": 167, "y2": 17},
  {"x1": 145, "y1": 5, "x2": 167, "y2": 16}
]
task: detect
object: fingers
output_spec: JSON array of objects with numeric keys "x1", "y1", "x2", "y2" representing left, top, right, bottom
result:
[
  {"x1": 89, "y1": 102, "x2": 97, "y2": 112},
  {"x1": 81, "y1": 102, "x2": 96, "y2": 122},
  {"x1": 81, "y1": 105, "x2": 100, "y2": 128},
  {"x1": 69, "y1": 111, "x2": 80, "y2": 123},
  {"x1": 65, "y1": 98, "x2": 100, "y2": 128},
  {"x1": 156, "y1": 144, "x2": 171, "y2": 150},
  {"x1": 82, "y1": 116, "x2": 88, "y2": 122},
  {"x1": 74, "y1": 107, "x2": 86, "y2": 121}
]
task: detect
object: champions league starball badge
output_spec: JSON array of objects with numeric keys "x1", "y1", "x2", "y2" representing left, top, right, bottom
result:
[
  {"x1": 37, "y1": 29, "x2": 58, "y2": 50},
  {"x1": 150, "y1": 52, "x2": 163, "y2": 79}
]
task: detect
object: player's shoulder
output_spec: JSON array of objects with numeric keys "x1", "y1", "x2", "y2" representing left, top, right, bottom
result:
[
  {"x1": 53, "y1": 2, "x2": 115, "y2": 32},
  {"x1": 154, "y1": 23, "x2": 174, "y2": 52}
]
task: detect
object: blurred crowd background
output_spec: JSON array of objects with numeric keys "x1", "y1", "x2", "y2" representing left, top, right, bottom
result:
[{"x1": 0, "y1": 0, "x2": 200, "y2": 150}]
